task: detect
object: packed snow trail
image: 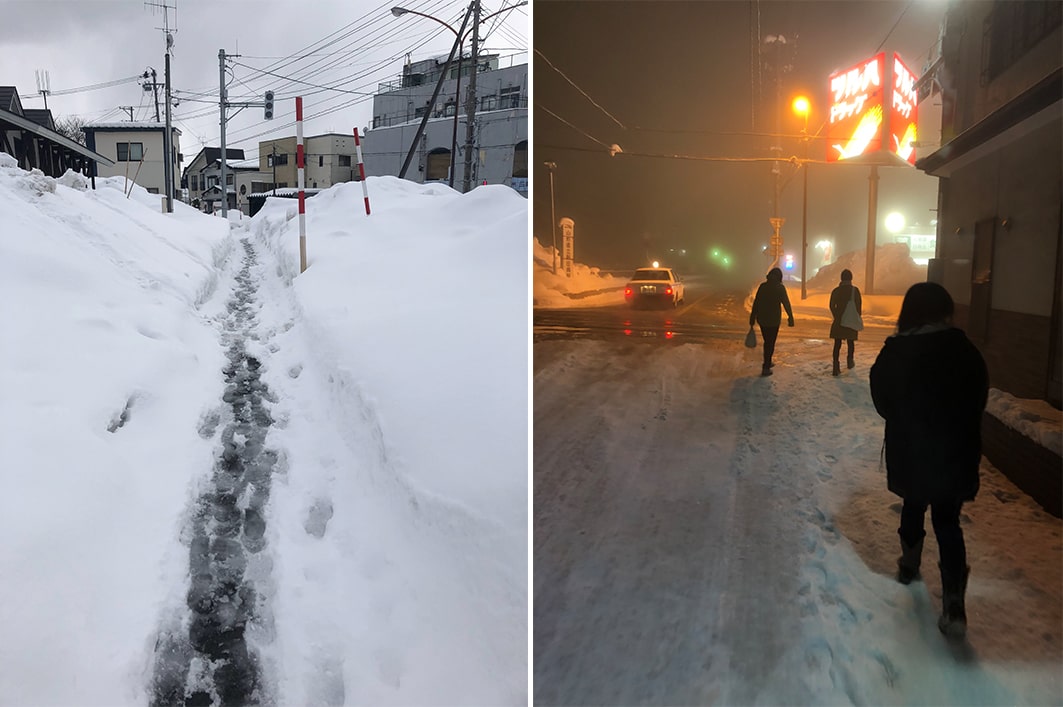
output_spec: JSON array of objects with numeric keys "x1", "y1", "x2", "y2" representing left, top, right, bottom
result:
[
  {"x1": 534, "y1": 336, "x2": 1062, "y2": 706},
  {"x1": 152, "y1": 238, "x2": 279, "y2": 706}
]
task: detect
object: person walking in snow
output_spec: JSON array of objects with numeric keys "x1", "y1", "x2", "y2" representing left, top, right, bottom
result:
[
  {"x1": 829, "y1": 269, "x2": 862, "y2": 376},
  {"x1": 749, "y1": 267, "x2": 795, "y2": 376},
  {"x1": 869, "y1": 282, "x2": 988, "y2": 639}
]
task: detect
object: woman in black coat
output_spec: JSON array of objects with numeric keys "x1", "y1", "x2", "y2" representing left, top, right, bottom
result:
[
  {"x1": 828, "y1": 269, "x2": 861, "y2": 376},
  {"x1": 749, "y1": 267, "x2": 794, "y2": 376},
  {"x1": 869, "y1": 282, "x2": 988, "y2": 639}
]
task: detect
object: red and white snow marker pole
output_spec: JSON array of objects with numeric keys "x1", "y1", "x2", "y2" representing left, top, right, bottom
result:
[
  {"x1": 296, "y1": 96, "x2": 307, "y2": 273},
  {"x1": 353, "y1": 128, "x2": 370, "y2": 215}
]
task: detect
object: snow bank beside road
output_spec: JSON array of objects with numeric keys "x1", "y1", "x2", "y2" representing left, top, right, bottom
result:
[{"x1": 0, "y1": 160, "x2": 229, "y2": 705}]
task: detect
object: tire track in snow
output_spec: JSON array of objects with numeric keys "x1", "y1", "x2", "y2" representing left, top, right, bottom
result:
[{"x1": 151, "y1": 238, "x2": 278, "y2": 706}]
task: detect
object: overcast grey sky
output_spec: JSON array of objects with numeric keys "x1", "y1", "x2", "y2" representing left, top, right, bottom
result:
[{"x1": 0, "y1": 0, "x2": 528, "y2": 166}]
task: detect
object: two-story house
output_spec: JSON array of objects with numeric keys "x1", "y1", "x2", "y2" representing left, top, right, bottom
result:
[
  {"x1": 182, "y1": 146, "x2": 245, "y2": 209},
  {"x1": 916, "y1": 0, "x2": 1062, "y2": 514},
  {"x1": 82, "y1": 121, "x2": 181, "y2": 196},
  {"x1": 257, "y1": 133, "x2": 359, "y2": 190},
  {"x1": 360, "y1": 54, "x2": 528, "y2": 194}
]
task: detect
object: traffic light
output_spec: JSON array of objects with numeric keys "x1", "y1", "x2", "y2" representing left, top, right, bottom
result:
[{"x1": 264, "y1": 90, "x2": 274, "y2": 120}]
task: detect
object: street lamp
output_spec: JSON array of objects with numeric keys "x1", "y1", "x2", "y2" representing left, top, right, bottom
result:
[
  {"x1": 792, "y1": 95, "x2": 811, "y2": 300},
  {"x1": 392, "y1": 5, "x2": 466, "y2": 189},
  {"x1": 392, "y1": 1, "x2": 527, "y2": 192},
  {"x1": 545, "y1": 161, "x2": 557, "y2": 274}
]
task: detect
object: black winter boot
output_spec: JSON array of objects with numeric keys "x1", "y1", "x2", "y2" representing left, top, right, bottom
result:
[
  {"x1": 846, "y1": 355, "x2": 855, "y2": 369},
  {"x1": 832, "y1": 359, "x2": 841, "y2": 377},
  {"x1": 896, "y1": 536, "x2": 923, "y2": 585},
  {"x1": 938, "y1": 564, "x2": 970, "y2": 639},
  {"x1": 761, "y1": 364, "x2": 773, "y2": 377}
]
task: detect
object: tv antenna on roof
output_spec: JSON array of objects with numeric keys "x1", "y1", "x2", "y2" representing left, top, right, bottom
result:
[{"x1": 35, "y1": 69, "x2": 51, "y2": 110}]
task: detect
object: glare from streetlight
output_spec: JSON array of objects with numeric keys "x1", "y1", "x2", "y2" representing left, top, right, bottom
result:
[
  {"x1": 885, "y1": 212, "x2": 906, "y2": 233},
  {"x1": 792, "y1": 96, "x2": 810, "y2": 117}
]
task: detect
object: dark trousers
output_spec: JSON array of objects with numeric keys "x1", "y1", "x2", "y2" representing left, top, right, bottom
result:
[
  {"x1": 832, "y1": 338, "x2": 854, "y2": 362},
  {"x1": 759, "y1": 325, "x2": 779, "y2": 367},
  {"x1": 899, "y1": 498, "x2": 967, "y2": 573}
]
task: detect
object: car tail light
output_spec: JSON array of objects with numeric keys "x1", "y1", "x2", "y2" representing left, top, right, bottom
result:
[
  {"x1": 665, "y1": 286, "x2": 673, "y2": 295},
  {"x1": 624, "y1": 287, "x2": 633, "y2": 297}
]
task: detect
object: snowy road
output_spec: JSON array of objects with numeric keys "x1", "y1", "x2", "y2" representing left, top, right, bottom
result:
[{"x1": 534, "y1": 336, "x2": 1062, "y2": 706}]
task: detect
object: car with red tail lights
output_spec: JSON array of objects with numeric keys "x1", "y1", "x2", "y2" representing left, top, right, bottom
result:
[{"x1": 624, "y1": 267, "x2": 685, "y2": 308}]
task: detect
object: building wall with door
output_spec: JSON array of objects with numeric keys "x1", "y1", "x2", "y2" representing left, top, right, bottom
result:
[
  {"x1": 919, "y1": 1, "x2": 1061, "y2": 405},
  {"x1": 918, "y1": 1, "x2": 1061, "y2": 515}
]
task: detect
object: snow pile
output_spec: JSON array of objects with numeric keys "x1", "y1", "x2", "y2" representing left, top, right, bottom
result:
[
  {"x1": 986, "y1": 389, "x2": 1063, "y2": 456},
  {"x1": 533, "y1": 237, "x2": 626, "y2": 307},
  {"x1": 0, "y1": 162, "x2": 230, "y2": 705},
  {"x1": 807, "y1": 241, "x2": 928, "y2": 295},
  {"x1": 0, "y1": 158, "x2": 527, "y2": 706}
]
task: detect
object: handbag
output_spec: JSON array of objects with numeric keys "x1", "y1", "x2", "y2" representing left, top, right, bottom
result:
[
  {"x1": 840, "y1": 289, "x2": 864, "y2": 331},
  {"x1": 744, "y1": 326, "x2": 757, "y2": 348}
]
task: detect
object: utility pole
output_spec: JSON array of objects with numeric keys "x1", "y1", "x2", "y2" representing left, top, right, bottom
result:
[
  {"x1": 143, "y1": 68, "x2": 161, "y2": 122},
  {"x1": 272, "y1": 144, "x2": 277, "y2": 196},
  {"x1": 120, "y1": 106, "x2": 135, "y2": 121},
  {"x1": 146, "y1": 0, "x2": 176, "y2": 212},
  {"x1": 219, "y1": 48, "x2": 228, "y2": 218},
  {"x1": 163, "y1": 34, "x2": 174, "y2": 212},
  {"x1": 461, "y1": 0, "x2": 481, "y2": 193},
  {"x1": 545, "y1": 161, "x2": 558, "y2": 274}
]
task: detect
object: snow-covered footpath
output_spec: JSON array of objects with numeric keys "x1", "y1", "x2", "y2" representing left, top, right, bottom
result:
[{"x1": 0, "y1": 154, "x2": 527, "y2": 705}]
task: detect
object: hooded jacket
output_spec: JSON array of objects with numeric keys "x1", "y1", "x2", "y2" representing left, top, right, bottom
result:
[
  {"x1": 869, "y1": 326, "x2": 988, "y2": 503},
  {"x1": 749, "y1": 270, "x2": 794, "y2": 328}
]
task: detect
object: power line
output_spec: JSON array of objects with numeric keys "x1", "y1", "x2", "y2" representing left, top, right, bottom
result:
[
  {"x1": 539, "y1": 105, "x2": 612, "y2": 150},
  {"x1": 535, "y1": 48, "x2": 626, "y2": 130}
]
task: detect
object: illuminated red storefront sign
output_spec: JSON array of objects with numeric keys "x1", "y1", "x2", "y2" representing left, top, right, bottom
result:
[{"x1": 827, "y1": 52, "x2": 918, "y2": 166}]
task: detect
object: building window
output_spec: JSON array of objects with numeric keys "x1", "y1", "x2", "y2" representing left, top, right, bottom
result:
[
  {"x1": 147, "y1": 187, "x2": 160, "y2": 194},
  {"x1": 267, "y1": 153, "x2": 288, "y2": 167},
  {"x1": 512, "y1": 140, "x2": 528, "y2": 178},
  {"x1": 501, "y1": 85, "x2": 523, "y2": 109},
  {"x1": 426, "y1": 148, "x2": 451, "y2": 181},
  {"x1": 190, "y1": 175, "x2": 198, "y2": 191},
  {"x1": 226, "y1": 174, "x2": 234, "y2": 185},
  {"x1": 207, "y1": 175, "x2": 218, "y2": 188},
  {"x1": 338, "y1": 155, "x2": 351, "y2": 167},
  {"x1": 117, "y1": 142, "x2": 144, "y2": 161},
  {"x1": 319, "y1": 155, "x2": 324, "y2": 167}
]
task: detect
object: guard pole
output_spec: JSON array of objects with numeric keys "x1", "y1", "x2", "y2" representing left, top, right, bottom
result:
[
  {"x1": 296, "y1": 96, "x2": 307, "y2": 273},
  {"x1": 353, "y1": 128, "x2": 370, "y2": 215}
]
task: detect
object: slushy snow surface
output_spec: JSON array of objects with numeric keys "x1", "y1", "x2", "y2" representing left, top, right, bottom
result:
[
  {"x1": 0, "y1": 152, "x2": 527, "y2": 705},
  {"x1": 533, "y1": 239, "x2": 1061, "y2": 706}
]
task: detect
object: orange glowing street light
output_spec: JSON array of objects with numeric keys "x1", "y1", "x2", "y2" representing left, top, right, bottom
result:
[{"x1": 792, "y1": 95, "x2": 811, "y2": 299}]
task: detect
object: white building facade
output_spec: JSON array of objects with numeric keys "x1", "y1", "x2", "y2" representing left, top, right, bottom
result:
[
  {"x1": 361, "y1": 55, "x2": 527, "y2": 194},
  {"x1": 83, "y1": 122, "x2": 181, "y2": 196}
]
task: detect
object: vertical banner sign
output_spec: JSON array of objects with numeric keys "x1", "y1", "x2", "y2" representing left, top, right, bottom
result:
[
  {"x1": 353, "y1": 128, "x2": 370, "y2": 215},
  {"x1": 560, "y1": 217, "x2": 575, "y2": 278},
  {"x1": 890, "y1": 53, "x2": 918, "y2": 165},
  {"x1": 296, "y1": 96, "x2": 307, "y2": 273},
  {"x1": 827, "y1": 53, "x2": 885, "y2": 163}
]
